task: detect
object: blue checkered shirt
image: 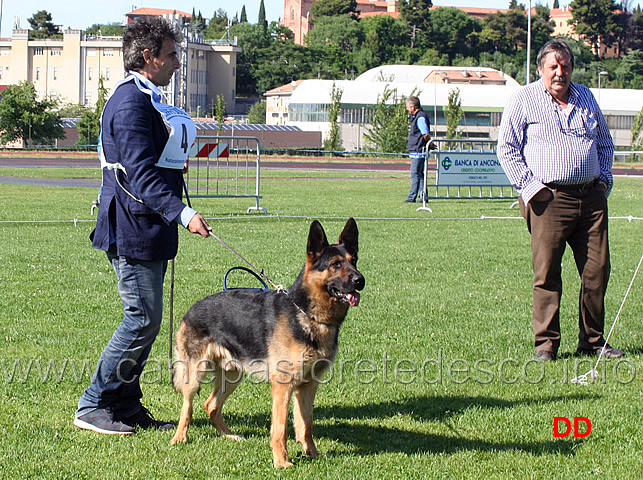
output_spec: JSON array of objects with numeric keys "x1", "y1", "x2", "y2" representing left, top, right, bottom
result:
[{"x1": 497, "y1": 79, "x2": 614, "y2": 202}]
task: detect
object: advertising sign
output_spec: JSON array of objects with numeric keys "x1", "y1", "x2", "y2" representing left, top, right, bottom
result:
[{"x1": 437, "y1": 152, "x2": 512, "y2": 187}]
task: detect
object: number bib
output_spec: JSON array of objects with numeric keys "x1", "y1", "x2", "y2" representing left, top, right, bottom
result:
[{"x1": 154, "y1": 102, "x2": 197, "y2": 169}]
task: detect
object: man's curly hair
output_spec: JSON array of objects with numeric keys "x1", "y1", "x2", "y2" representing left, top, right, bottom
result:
[{"x1": 122, "y1": 17, "x2": 183, "y2": 73}]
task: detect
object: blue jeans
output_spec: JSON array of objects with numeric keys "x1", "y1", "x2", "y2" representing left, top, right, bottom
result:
[
  {"x1": 407, "y1": 153, "x2": 426, "y2": 201},
  {"x1": 76, "y1": 254, "x2": 168, "y2": 418}
]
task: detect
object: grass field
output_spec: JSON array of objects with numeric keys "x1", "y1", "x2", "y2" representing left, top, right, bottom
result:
[{"x1": 0, "y1": 165, "x2": 641, "y2": 479}]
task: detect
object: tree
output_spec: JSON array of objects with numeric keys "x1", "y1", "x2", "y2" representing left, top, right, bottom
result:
[
  {"x1": 214, "y1": 94, "x2": 226, "y2": 135},
  {"x1": 354, "y1": 15, "x2": 409, "y2": 72},
  {"x1": 247, "y1": 100, "x2": 266, "y2": 124},
  {"x1": 553, "y1": 0, "x2": 560, "y2": 8},
  {"x1": 240, "y1": 6, "x2": 248, "y2": 23},
  {"x1": 477, "y1": 8, "x2": 528, "y2": 55},
  {"x1": 569, "y1": 0, "x2": 618, "y2": 57},
  {"x1": 84, "y1": 23, "x2": 123, "y2": 36},
  {"x1": 324, "y1": 82, "x2": 343, "y2": 151},
  {"x1": 190, "y1": 8, "x2": 206, "y2": 33},
  {"x1": 203, "y1": 9, "x2": 231, "y2": 40},
  {"x1": 364, "y1": 85, "x2": 414, "y2": 153},
  {"x1": 258, "y1": 0, "x2": 268, "y2": 33},
  {"x1": 310, "y1": 0, "x2": 359, "y2": 19},
  {"x1": 28, "y1": 10, "x2": 61, "y2": 39},
  {"x1": 305, "y1": 15, "x2": 363, "y2": 79},
  {"x1": 0, "y1": 81, "x2": 65, "y2": 146},
  {"x1": 229, "y1": 22, "x2": 272, "y2": 95},
  {"x1": 614, "y1": 49, "x2": 643, "y2": 88},
  {"x1": 426, "y1": 7, "x2": 482, "y2": 61},
  {"x1": 399, "y1": 0, "x2": 433, "y2": 50},
  {"x1": 76, "y1": 77, "x2": 108, "y2": 146},
  {"x1": 445, "y1": 88, "x2": 464, "y2": 139}
]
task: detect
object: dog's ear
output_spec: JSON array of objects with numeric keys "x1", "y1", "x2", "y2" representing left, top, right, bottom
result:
[
  {"x1": 338, "y1": 217, "x2": 359, "y2": 255},
  {"x1": 307, "y1": 220, "x2": 329, "y2": 262}
]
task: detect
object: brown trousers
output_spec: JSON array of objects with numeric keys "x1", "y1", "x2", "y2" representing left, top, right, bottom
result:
[{"x1": 519, "y1": 185, "x2": 610, "y2": 354}]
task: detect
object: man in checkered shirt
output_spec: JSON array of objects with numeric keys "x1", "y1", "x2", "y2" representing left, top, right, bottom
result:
[{"x1": 497, "y1": 38, "x2": 624, "y2": 362}]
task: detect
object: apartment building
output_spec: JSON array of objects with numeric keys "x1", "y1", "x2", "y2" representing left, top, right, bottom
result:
[{"x1": 0, "y1": 10, "x2": 240, "y2": 115}]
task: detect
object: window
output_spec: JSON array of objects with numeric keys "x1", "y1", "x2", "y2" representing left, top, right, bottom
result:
[
  {"x1": 51, "y1": 49, "x2": 61, "y2": 56},
  {"x1": 88, "y1": 67, "x2": 93, "y2": 81},
  {"x1": 105, "y1": 68, "x2": 111, "y2": 80},
  {"x1": 84, "y1": 92, "x2": 92, "y2": 105},
  {"x1": 102, "y1": 49, "x2": 114, "y2": 56},
  {"x1": 34, "y1": 47, "x2": 44, "y2": 56},
  {"x1": 53, "y1": 67, "x2": 58, "y2": 80},
  {"x1": 35, "y1": 67, "x2": 41, "y2": 81}
]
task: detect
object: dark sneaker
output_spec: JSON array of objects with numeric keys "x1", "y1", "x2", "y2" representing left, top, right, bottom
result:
[
  {"x1": 577, "y1": 344, "x2": 625, "y2": 359},
  {"x1": 74, "y1": 409, "x2": 135, "y2": 435},
  {"x1": 120, "y1": 407, "x2": 174, "y2": 431}
]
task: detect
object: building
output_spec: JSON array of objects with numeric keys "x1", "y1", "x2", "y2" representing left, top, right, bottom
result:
[
  {"x1": 0, "y1": 8, "x2": 240, "y2": 119},
  {"x1": 265, "y1": 65, "x2": 642, "y2": 150},
  {"x1": 265, "y1": 80, "x2": 305, "y2": 125}
]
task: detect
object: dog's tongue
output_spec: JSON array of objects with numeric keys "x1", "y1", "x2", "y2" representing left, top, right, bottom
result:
[{"x1": 347, "y1": 292, "x2": 360, "y2": 307}]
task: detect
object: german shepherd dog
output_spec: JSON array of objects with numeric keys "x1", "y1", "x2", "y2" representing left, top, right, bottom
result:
[{"x1": 171, "y1": 218, "x2": 365, "y2": 468}]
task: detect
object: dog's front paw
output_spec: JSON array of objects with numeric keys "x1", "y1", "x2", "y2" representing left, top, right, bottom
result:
[
  {"x1": 273, "y1": 459, "x2": 294, "y2": 469},
  {"x1": 272, "y1": 450, "x2": 293, "y2": 469},
  {"x1": 223, "y1": 433, "x2": 244, "y2": 441},
  {"x1": 170, "y1": 433, "x2": 188, "y2": 445}
]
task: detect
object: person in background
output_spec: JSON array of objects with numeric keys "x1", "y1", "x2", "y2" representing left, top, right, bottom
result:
[
  {"x1": 74, "y1": 17, "x2": 212, "y2": 435},
  {"x1": 497, "y1": 38, "x2": 624, "y2": 362},
  {"x1": 404, "y1": 96, "x2": 432, "y2": 203}
]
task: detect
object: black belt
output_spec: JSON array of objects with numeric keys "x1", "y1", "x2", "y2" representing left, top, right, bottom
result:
[{"x1": 546, "y1": 179, "x2": 597, "y2": 192}]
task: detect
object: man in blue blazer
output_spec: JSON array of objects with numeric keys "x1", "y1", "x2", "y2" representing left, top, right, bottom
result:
[{"x1": 74, "y1": 17, "x2": 212, "y2": 435}]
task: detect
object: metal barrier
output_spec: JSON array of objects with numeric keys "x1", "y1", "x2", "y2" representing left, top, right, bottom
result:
[
  {"x1": 417, "y1": 139, "x2": 518, "y2": 212},
  {"x1": 185, "y1": 135, "x2": 267, "y2": 213}
]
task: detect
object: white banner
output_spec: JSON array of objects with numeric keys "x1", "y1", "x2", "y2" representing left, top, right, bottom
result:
[{"x1": 437, "y1": 152, "x2": 512, "y2": 187}]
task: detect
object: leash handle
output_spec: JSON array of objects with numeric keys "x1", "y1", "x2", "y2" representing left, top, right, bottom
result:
[
  {"x1": 208, "y1": 231, "x2": 282, "y2": 291},
  {"x1": 223, "y1": 266, "x2": 269, "y2": 291}
]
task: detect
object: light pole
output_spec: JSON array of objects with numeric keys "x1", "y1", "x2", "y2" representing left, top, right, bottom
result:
[
  {"x1": 598, "y1": 71, "x2": 608, "y2": 106},
  {"x1": 434, "y1": 71, "x2": 446, "y2": 138}
]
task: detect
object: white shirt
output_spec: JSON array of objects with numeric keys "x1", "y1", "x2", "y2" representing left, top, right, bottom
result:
[{"x1": 497, "y1": 79, "x2": 613, "y2": 202}]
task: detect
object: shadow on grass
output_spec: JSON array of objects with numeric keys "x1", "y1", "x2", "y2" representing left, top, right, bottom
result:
[
  {"x1": 186, "y1": 392, "x2": 598, "y2": 457},
  {"x1": 312, "y1": 393, "x2": 596, "y2": 457}
]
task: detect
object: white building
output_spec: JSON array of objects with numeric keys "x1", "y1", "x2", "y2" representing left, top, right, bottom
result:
[{"x1": 265, "y1": 65, "x2": 642, "y2": 150}]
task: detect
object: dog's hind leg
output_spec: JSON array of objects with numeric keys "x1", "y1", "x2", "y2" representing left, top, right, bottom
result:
[
  {"x1": 293, "y1": 380, "x2": 320, "y2": 459},
  {"x1": 203, "y1": 365, "x2": 243, "y2": 441},
  {"x1": 170, "y1": 358, "x2": 201, "y2": 445}
]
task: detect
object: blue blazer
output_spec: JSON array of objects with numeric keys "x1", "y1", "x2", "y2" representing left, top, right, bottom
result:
[{"x1": 92, "y1": 79, "x2": 186, "y2": 261}]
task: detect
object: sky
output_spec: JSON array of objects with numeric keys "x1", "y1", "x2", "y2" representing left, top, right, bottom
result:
[{"x1": 1, "y1": 1, "x2": 640, "y2": 39}]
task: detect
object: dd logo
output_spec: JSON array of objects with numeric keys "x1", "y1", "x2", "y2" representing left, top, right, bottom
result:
[{"x1": 554, "y1": 417, "x2": 592, "y2": 438}]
